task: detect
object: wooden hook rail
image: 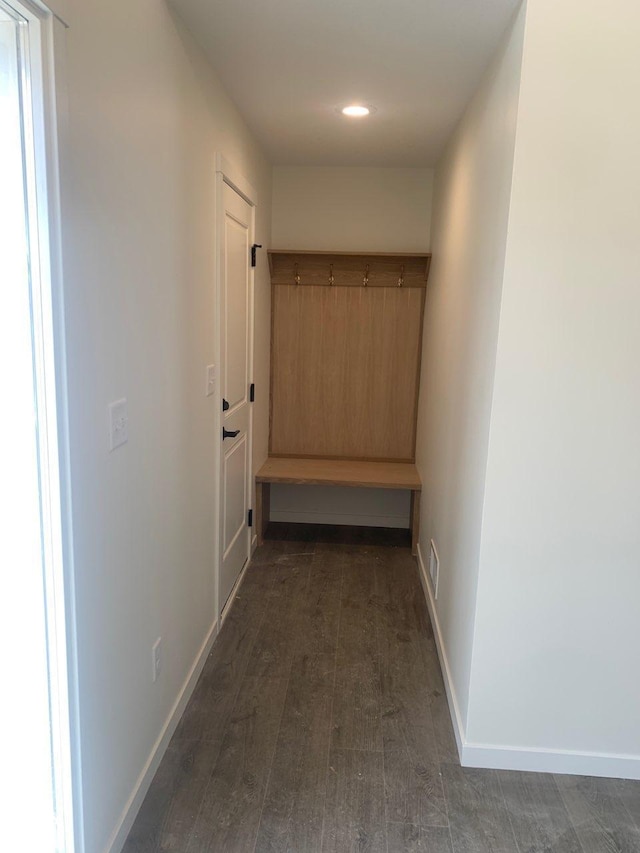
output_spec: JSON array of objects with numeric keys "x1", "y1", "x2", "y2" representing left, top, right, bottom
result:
[{"x1": 268, "y1": 250, "x2": 432, "y2": 289}]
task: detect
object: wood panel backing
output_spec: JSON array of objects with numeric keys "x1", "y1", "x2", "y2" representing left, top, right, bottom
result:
[{"x1": 270, "y1": 283, "x2": 425, "y2": 461}]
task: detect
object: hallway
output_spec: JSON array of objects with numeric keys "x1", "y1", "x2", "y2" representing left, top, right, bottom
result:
[{"x1": 123, "y1": 530, "x2": 640, "y2": 852}]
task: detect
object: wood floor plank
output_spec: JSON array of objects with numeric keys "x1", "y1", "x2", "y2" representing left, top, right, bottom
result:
[
  {"x1": 383, "y1": 722, "x2": 448, "y2": 828},
  {"x1": 246, "y1": 563, "x2": 311, "y2": 679},
  {"x1": 555, "y1": 774, "x2": 640, "y2": 852},
  {"x1": 338, "y1": 549, "x2": 381, "y2": 667},
  {"x1": 294, "y1": 547, "x2": 344, "y2": 669},
  {"x1": 431, "y1": 703, "x2": 459, "y2": 766},
  {"x1": 125, "y1": 536, "x2": 640, "y2": 853},
  {"x1": 497, "y1": 769, "x2": 582, "y2": 853},
  {"x1": 442, "y1": 764, "x2": 518, "y2": 853},
  {"x1": 332, "y1": 659, "x2": 383, "y2": 752},
  {"x1": 253, "y1": 546, "x2": 342, "y2": 851},
  {"x1": 185, "y1": 675, "x2": 289, "y2": 853},
  {"x1": 595, "y1": 778, "x2": 640, "y2": 832},
  {"x1": 331, "y1": 548, "x2": 383, "y2": 751},
  {"x1": 386, "y1": 822, "x2": 454, "y2": 852},
  {"x1": 121, "y1": 737, "x2": 221, "y2": 853},
  {"x1": 378, "y1": 625, "x2": 434, "y2": 731},
  {"x1": 173, "y1": 575, "x2": 272, "y2": 743},
  {"x1": 254, "y1": 658, "x2": 335, "y2": 852},
  {"x1": 377, "y1": 582, "x2": 448, "y2": 830},
  {"x1": 250, "y1": 538, "x2": 316, "y2": 564},
  {"x1": 322, "y1": 748, "x2": 387, "y2": 853},
  {"x1": 336, "y1": 551, "x2": 380, "y2": 654},
  {"x1": 376, "y1": 547, "x2": 432, "y2": 637}
]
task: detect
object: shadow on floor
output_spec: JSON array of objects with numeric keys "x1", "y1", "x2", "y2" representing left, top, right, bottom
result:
[{"x1": 264, "y1": 521, "x2": 411, "y2": 547}]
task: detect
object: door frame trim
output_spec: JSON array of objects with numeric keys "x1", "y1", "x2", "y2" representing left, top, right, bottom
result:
[
  {"x1": 213, "y1": 154, "x2": 257, "y2": 626},
  {"x1": 215, "y1": 153, "x2": 258, "y2": 208}
]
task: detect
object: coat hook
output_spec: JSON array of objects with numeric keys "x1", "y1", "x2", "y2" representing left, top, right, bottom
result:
[
  {"x1": 363, "y1": 264, "x2": 369, "y2": 287},
  {"x1": 329, "y1": 263, "x2": 334, "y2": 286},
  {"x1": 294, "y1": 263, "x2": 300, "y2": 286},
  {"x1": 398, "y1": 264, "x2": 405, "y2": 287}
]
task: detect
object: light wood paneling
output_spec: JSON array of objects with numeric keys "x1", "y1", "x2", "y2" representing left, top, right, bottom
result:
[
  {"x1": 256, "y1": 457, "x2": 421, "y2": 490},
  {"x1": 270, "y1": 284, "x2": 425, "y2": 460}
]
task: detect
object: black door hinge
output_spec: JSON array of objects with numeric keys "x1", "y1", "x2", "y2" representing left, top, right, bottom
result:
[
  {"x1": 222, "y1": 398, "x2": 229, "y2": 411},
  {"x1": 247, "y1": 509, "x2": 253, "y2": 527},
  {"x1": 251, "y1": 244, "x2": 262, "y2": 267},
  {"x1": 249, "y1": 383, "x2": 255, "y2": 402}
]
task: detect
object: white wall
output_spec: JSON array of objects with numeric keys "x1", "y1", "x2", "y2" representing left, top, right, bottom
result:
[
  {"x1": 271, "y1": 166, "x2": 433, "y2": 528},
  {"x1": 272, "y1": 166, "x2": 433, "y2": 252},
  {"x1": 467, "y1": 0, "x2": 640, "y2": 773},
  {"x1": 58, "y1": 2, "x2": 271, "y2": 851},
  {"x1": 270, "y1": 484, "x2": 411, "y2": 529},
  {"x1": 415, "y1": 6, "x2": 526, "y2": 730}
]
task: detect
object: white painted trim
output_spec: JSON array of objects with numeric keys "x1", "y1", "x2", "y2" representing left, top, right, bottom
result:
[
  {"x1": 104, "y1": 618, "x2": 219, "y2": 853},
  {"x1": 416, "y1": 542, "x2": 465, "y2": 760},
  {"x1": 41, "y1": 14, "x2": 82, "y2": 851},
  {"x1": 213, "y1": 170, "x2": 224, "y2": 627},
  {"x1": 19, "y1": 0, "x2": 70, "y2": 26},
  {"x1": 461, "y1": 741, "x2": 640, "y2": 781},
  {"x1": 215, "y1": 153, "x2": 257, "y2": 207},
  {"x1": 416, "y1": 543, "x2": 640, "y2": 780},
  {"x1": 270, "y1": 510, "x2": 410, "y2": 529}
]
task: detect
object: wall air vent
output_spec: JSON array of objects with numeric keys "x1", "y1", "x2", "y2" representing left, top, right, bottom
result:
[{"x1": 429, "y1": 539, "x2": 440, "y2": 598}]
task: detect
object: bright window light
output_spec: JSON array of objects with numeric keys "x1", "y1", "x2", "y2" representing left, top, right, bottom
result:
[{"x1": 1, "y1": 3, "x2": 73, "y2": 851}]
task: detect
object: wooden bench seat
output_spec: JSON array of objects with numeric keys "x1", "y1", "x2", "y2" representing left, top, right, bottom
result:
[{"x1": 255, "y1": 457, "x2": 422, "y2": 555}]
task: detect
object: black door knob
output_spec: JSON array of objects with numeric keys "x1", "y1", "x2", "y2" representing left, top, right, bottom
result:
[{"x1": 223, "y1": 428, "x2": 240, "y2": 440}]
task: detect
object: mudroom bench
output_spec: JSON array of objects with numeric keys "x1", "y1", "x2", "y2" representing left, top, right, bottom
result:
[{"x1": 255, "y1": 456, "x2": 422, "y2": 555}]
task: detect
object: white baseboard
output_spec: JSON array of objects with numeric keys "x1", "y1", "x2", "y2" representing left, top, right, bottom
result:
[
  {"x1": 270, "y1": 510, "x2": 409, "y2": 529},
  {"x1": 416, "y1": 541, "x2": 640, "y2": 780},
  {"x1": 461, "y1": 741, "x2": 640, "y2": 780},
  {"x1": 105, "y1": 618, "x2": 219, "y2": 853},
  {"x1": 416, "y1": 542, "x2": 466, "y2": 760}
]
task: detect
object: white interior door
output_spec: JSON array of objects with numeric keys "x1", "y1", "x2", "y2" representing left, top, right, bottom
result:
[{"x1": 219, "y1": 181, "x2": 254, "y2": 609}]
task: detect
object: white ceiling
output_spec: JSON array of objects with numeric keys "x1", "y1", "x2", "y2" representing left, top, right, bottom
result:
[{"x1": 170, "y1": 0, "x2": 521, "y2": 166}]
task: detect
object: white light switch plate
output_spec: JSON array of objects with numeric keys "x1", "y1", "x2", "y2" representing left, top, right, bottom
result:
[
  {"x1": 205, "y1": 364, "x2": 216, "y2": 397},
  {"x1": 109, "y1": 398, "x2": 128, "y2": 451}
]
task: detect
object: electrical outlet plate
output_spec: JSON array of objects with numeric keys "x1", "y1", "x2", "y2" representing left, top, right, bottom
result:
[
  {"x1": 152, "y1": 637, "x2": 162, "y2": 683},
  {"x1": 205, "y1": 364, "x2": 216, "y2": 397},
  {"x1": 109, "y1": 398, "x2": 128, "y2": 451},
  {"x1": 429, "y1": 539, "x2": 439, "y2": 598}
]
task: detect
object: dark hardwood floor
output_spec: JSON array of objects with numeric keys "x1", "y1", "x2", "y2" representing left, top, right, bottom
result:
[{"x1": 122, "y1": 526, "x2": 640, "y2": 852}]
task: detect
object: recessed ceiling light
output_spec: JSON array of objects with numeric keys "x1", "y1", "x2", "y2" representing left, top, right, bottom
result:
[{"x1": 341, "y1": 105, "x2": 371, "y2": 117}]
